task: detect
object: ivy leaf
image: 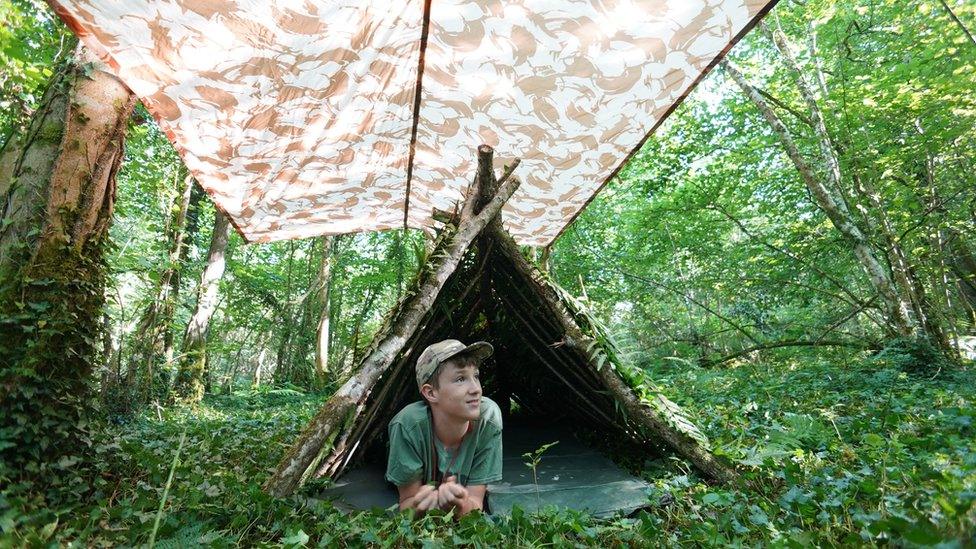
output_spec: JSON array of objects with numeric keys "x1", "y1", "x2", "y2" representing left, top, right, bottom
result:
[
  {"x1": 281, "y1": 529, "x2": 309, "y2": 547},
  {"x1": 901, "y1": 522, "x2": 942, "y2": 546},
  {"x1": 862, "y1": 433, "x2": 885, "y2": 448}
]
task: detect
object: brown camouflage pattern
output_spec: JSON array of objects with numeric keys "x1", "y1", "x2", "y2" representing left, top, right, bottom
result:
[{"x1": 48, "y1": 0, "x2": 774, "y2": 245}]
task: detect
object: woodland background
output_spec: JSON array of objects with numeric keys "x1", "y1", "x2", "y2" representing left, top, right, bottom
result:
[{"x1": 1, "y1": 0, "x2": 975, "y2": 546}]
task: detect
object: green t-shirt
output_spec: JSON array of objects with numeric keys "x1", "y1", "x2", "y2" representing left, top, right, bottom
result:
[{"x1": 385, "y1": 397, "x2": 503, "y2": 487}]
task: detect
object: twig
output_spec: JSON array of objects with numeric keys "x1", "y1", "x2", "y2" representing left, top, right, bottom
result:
[
  {"x1": 755, "y1": 87, "x2": 814, "y2": 127},
  {"x1": 708, "y1": 202, "x2": 867, "y2": 308},
  {"x1": 814, "y1": 295, "x2": 880, "y2": 344},
  {"x1": 939, "y1": 0, "x2": 976, "y2": 46},
  {"x1": 616, "y1": 268, "x2": 761, "y2": 345}
]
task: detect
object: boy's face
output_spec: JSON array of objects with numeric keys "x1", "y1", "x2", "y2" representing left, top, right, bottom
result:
[{"x1": 423, "y1": 356, "x2": 482, "y2": 421}]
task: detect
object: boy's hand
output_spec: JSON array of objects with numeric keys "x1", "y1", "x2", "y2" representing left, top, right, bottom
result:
[
  {"x1": 413, "y1": 484, "x2": 440, "y2": 512},
  {"x1": 437, "y1": 476, "x2": 468, "y2": 509}
]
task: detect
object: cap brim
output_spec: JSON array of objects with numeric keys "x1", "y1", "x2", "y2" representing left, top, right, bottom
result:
[{"x1": 445, "y1": 341, "x2": 494, "y2": 364}]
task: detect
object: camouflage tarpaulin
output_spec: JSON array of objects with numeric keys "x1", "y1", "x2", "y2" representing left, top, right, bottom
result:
[{"x1": 49, "y1": 0, "x2": 777, "y2": 245}]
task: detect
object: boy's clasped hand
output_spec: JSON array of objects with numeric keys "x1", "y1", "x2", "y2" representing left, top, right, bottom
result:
[{"x1": 412, "y1": 475, "x2": 468, "y2": 512}]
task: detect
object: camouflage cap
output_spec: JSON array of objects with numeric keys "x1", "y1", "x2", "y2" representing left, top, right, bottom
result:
[{"x1": 415, "y1": 339, "x2": 493, "y2": 390}]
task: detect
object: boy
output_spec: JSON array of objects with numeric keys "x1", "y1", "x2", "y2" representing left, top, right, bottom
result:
[{"x1": 385, "y1": 339, "x2": 503, "y2": 515}]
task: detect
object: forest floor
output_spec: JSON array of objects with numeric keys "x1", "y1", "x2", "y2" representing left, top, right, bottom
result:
[{"x1": 2, "y1": 357, "x2": 975, "y2": 547}]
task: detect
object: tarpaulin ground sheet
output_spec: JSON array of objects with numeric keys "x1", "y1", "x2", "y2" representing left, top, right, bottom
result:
[{"x1": 317, "y1": 421, "x2": 653, "y2": 517}]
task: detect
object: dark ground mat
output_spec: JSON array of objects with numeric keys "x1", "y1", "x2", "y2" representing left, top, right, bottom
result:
[{"x1": 317, "y1": 421, "x2": 654, "y2": 517}]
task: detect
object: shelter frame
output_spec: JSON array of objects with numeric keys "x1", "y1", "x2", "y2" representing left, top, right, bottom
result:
[{"x1": 264, "y1": 146, "x2": 736, "y2": 498}]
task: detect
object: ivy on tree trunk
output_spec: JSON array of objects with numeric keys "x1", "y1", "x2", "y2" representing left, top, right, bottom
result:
[{"x1": 0, "y1": 43, "x2": 136, "y2": 476}]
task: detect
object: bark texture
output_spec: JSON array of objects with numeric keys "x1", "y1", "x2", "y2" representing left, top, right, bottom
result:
[{"x1": 0, "y1": 44, "x2": 136, "y2": 472}]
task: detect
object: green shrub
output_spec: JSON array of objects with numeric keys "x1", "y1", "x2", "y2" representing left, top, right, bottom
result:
[{"x1": 871, "y1": 336, "x2": 949, "y2": 375}]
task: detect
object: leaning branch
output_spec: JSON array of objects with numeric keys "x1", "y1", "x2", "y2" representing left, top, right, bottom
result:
[
  {"x1": 263, "y1": 145, "x2": 521, "y2": 498},
  {"x1": 701, "y1": 339, "x2": 876, "y2": 368},
  {"x1": 708, "y1": 202, "x2": 868, "y2": 309},
  {"x1": 616, "y1": 268, "x2": 762, "y2": 346},
  {"x1": 755, "y1": 87, "x2": 814, "y2": 127}
]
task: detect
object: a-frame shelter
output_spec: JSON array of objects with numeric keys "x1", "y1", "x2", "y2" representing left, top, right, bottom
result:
[{"x1": 264, "y1": 147, "x2": 735, "y2": 497}]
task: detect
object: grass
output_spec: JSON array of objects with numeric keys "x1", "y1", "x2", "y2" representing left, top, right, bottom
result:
[{"x1": 1, "y1": 357, "x2": 974, "y2": 547}]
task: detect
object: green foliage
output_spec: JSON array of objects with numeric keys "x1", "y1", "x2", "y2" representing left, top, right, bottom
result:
[
  {"x1": 2, "y1": 0, "x2": 975, "y2": 546},
  {"x1": 2, "y1": 358, "x2": 974, "y2": 546},
  {"x1": 871, "y1": 336, "x2": 951, "y2": 376},
  {"x1": 522, "y1": 441, "x2": 560, "y2": 471},
  {"x1": 0, "y1": 235, "x2": 111, "y2": 488},
  {"x1": 148, "y1": 429, "x2": 186, "y2": 549},
  {"x1": 549, "y1": 0, "x2": 976, "y2": 369},
  {"x1": 0, "y1": 1, "x2": 70, "y2": 141}
]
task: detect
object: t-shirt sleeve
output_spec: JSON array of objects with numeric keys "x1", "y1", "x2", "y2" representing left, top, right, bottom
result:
[
  {"x1": 385, "y1": 421, "x2": 425, "y2": 486},
  {"x1": 467, "y1": 423, "x2": 503, "y2": 485}
]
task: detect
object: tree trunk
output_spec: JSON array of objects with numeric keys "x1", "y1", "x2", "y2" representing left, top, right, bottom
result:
[
  {"x1": 349, "y1": 285, "x2": 378, "y2": 368},
  {"x1": 393, "y1": 230, "x2": 405, "y2": 299},
  {"x1": 0, "y1": 44, "x2": 136, "y2": 473},
  {"x1": 127, "y1": 171, "x2": 195, "y2": 405},
  {"x1": 329, "y1": 274, "x2": 347, "y2": 374},
  {"x1": 172, "y1": 211, "x2": 231, "y2": 402},
  {"x1": 538, "y1": 245, "x2": 552, "y2": 273},
  {"x1": 254, "y1": 339, "x2": 269, "y2": 387},
  {"x1": 765, "y1": 20, "x2": 954, "y2": 356},
  {"x1": 314, "y1": 235, "x2": 336, "y2": 383},
  {"x1": 908, "y1": 151, "x2": 958, "y2": 355},
  {"x1": 274, "y1": 241, "x2": 297, "y2": 383},
  {"x1": 947, "y1": 232, "x2": 976, "y2": 325},
  {"x1": 164, "y1": 182, "x2": 203, "y2": 367},
  {"x1": 722, "y1": 58, "x2": 918, "y2": 339},
  {"x1": 292, "y1": 240, "x2": 320, "y2": 388}
]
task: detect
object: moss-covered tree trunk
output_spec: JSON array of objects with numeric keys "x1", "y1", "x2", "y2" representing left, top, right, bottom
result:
[
  {"x1": 165, "y1": 182, "x2": 203, "y2": 364},
  {"x1": 0, "y1": 44, "x2": 136, "y2": 473},
  {"x1": 173, "y1": 211, "x2": 230, "y2": 402},
  {"x1": 126, "y1": 171, "x2": 193, "y2": 405}
]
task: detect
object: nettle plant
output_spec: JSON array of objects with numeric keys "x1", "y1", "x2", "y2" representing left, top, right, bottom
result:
[{"x1": 522, "y1": 441, "x2": 559, "y2": 509}]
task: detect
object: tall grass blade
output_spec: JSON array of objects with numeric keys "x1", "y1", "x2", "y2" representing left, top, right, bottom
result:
[{"x1": 149, "y1": 429, "x2": 187, "y2": 549}]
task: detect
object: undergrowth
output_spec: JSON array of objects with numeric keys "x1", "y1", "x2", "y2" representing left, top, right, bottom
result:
[{"x1": 1, "y1": 358, "x2": 974, "y2": 547}]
